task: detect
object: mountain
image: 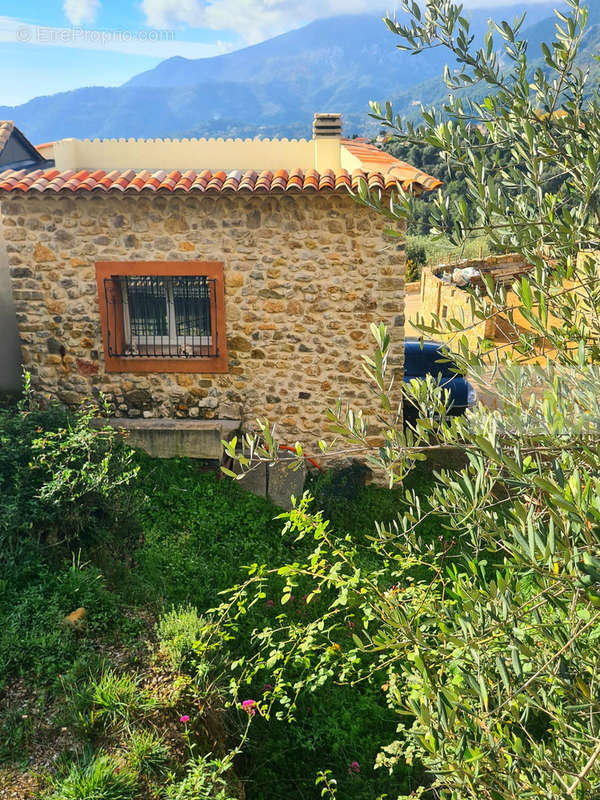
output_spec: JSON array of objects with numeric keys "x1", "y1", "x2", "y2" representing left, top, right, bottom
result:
[{"x1": 0, "y1": 3, "x2": 588, "y2": 144}]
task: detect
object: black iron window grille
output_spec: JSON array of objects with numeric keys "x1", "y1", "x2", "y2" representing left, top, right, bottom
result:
[{"x1": 103, "y1": 275, "x2": 218, "y2": 358}]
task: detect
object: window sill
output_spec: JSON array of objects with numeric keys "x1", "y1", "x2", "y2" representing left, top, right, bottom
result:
[{"x1": 104, "y1": 354, "x2": 228, "y2": 373}]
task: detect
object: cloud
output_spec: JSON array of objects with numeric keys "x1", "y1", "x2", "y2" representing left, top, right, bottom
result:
[
  {"x1": 141, "y1": 0, "x2": 207, "y2": 29},
  {"x1": 141, "y1": 0, "x2": 387, "y2": 43},
  {"x1": 141, "y1": 0, "x2": 557, "y2": 44},
  {"x1": 63, "y1": 0, "x2": 101, "y2": 26},
  {"x1": 0, "y1": 16, "x2": 233, "y2": 58}
]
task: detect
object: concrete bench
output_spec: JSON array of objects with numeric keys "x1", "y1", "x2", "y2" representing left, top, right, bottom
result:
[
  {"x1": 98, "y1": 417, "x2": 305, "y2": 509},
  {"x1": 99, "y1": 417, "x2": 240, "y2": 460}
]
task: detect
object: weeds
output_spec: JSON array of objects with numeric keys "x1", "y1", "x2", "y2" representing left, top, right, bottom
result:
[
  {"x1": 164, "y1": 754, "x2": 238, "y2": 800},
  {"x1": 88, "y1": 668, "x2": 159, "y2": 730},
  {"x1": 126, "y1": 729, "x2": 170, "y2": 777},
  {"x1": 156, "y1": 604, "x2": 218, "y2": 680},
  {"x1": 49, "y1": 753, "x2": 137, "y2": 800}
]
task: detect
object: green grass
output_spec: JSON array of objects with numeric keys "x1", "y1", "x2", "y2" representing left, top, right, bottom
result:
[
  {"x1": 122, "y1": 455, "x2": 289, "y2": 609},
  {"x1": 0, "y1": 552, "x2": 131, "y2": 689},
  {"x1": 406, "y1": 233, "x2": 492, "y2": 267},
  {"x1": 87, "y1": 668, "x2": 159, "y2": 730},
  {"x1": 0, "y1": 415, "x2": 450, "y2": 800},
  {"x1": 126, "y1": 729, "x2": 170, "y2": 778},
  {"x1": 49, "y1": 754, "x2": 137, "y2": 800}
]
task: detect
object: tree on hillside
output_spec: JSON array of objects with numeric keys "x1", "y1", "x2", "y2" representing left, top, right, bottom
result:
[{"x1": 221, "y1": 2, "x2": 600, "y2": 797}]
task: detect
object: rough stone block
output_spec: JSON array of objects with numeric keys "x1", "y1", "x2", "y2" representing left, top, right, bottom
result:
[
  {"x1": 234, "y1": 459, "x2": 268, "y2": 499},
  {"x1": 267, "y1": 452, "x2": 306, "y2": 510}
]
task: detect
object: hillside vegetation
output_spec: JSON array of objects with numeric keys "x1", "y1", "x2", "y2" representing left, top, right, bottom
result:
[
  {"x1": 0, "y1": 395, "x2": 441, "y2": 799},
  {"x1": 0, "y1": 4, "x2": 560, "y2": 142}
]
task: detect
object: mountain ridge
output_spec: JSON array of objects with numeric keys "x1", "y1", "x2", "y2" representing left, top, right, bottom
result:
[{"x1": 2, "y1": 3, "x2": 593, "y2": 145}]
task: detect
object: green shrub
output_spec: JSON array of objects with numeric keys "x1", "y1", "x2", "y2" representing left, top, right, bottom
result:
[
  {"x1": 405, "y1": 258, "x2": 421, "y2": 283},
  {"x1": 49, "y1": 753, "x2": 137, "y2": 800},
  {"x1": 406, "y1": 242, "x2": 427, "y2": 267},
  {"x1": 241, "y1": 684, "x2": 423, "y2": 800},
  {"x1": 126, "y1": 729, "x2": 170, "y2": 777},
  {"x1": 0, "y1": 390, "x2": 139, "y2": 557},
  {"x1": 156, "y1": 604, "x2": 214, "y2": 678},
  {"x1": 164, "y1": 755, "x2": 238, "y2": 800}
]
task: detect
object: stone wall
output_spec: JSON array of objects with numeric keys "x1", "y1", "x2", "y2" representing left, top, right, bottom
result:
[{"x1": 1, "y1": 191, "x2": 405, "y2": 441}]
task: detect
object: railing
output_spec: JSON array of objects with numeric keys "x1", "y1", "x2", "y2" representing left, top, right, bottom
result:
[{"x1": 103, "y1": 275, "x2": 218, "y2": 358}]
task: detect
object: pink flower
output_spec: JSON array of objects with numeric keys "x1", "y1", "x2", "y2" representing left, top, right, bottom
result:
[
  {"x1": 265, "y1": 599, "x2": 274, "y2": 608},
  {"x1": 348, "y1": 761, "x2": 360, "y2": 775},
  {"x1": 241, "y1": 699, "x2": 257, "y2": 717},
  {"x1": 179, "y1": 715, "x2": 190, "y2": 724},
  {"x1": 263, "y1": 684, "x2": 273, "y2": 693}
]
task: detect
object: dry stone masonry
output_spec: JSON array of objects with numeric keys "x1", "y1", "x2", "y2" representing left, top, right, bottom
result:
[{"x1": 2, "y1": 191, "x2": 405, "y2": 441}]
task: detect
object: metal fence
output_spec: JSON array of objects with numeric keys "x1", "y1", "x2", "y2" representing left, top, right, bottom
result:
[{"x1": 104, "y1": 275, "x2": 218, "y2": 358}]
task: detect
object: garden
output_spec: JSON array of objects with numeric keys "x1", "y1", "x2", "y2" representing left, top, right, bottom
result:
[
  {"x1": 0, "y1": 390, "x2": 441, "y2": 799},
  {"x1": 4, "y1": 2, "x2": 600, "y2": 797}
]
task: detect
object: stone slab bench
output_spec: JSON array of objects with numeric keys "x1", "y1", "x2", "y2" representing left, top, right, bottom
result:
[
  {"x1": 97, "y1": 417, "x2": 240, "y2": 460},
  {"x1": 95, "y1": 417, "x2": 306, "y2": 509}
]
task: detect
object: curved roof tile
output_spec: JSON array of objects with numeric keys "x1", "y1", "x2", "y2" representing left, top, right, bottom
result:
[{"x1": 0, "y1": 157, "x2": 440, "y2": 195}]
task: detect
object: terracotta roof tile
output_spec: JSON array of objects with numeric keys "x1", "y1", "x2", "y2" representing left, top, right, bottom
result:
[
  {"x1": 304, "y1": 168, "x2": 319, "y2": 191},
  {"x1": 239, "y1": 169, "x2": 258, "y2": 191},
  {"x1": 286, "y1": 167, "x2": 304, "y2": 191},
  {"x1": 0, "y1": 154, "x2": 440, "y2": 195},
  {"x1": 255, "y1": 170, "x2": 272, "y2": 191},
  {"x1": 341, "y1": 138, "x2": 442, "y2": 193},
  {"x1": 222, "y1": 169, "x2": 242, "y2": 191}
]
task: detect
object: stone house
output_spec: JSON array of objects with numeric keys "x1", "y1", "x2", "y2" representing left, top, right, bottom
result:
[{"x1": 0, "y1": 114, "x2": 439, "y2": 455}]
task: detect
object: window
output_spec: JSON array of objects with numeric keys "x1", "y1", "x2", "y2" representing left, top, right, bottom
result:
[
  {"x1": 112, "y1": 275, "x2": 215, "y2": 357},
  {"x1": 95, "y1": 262, "x2": 227, "y2": 373}
]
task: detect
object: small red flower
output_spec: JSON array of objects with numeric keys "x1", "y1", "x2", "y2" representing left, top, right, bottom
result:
[{"x1": 179, "y1": 715, "x2": 190, "y2": 724}]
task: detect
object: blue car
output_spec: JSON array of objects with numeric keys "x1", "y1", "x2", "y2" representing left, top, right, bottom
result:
[{"x1": 403, "y1": 339, "x2": 476, "y2": 422}]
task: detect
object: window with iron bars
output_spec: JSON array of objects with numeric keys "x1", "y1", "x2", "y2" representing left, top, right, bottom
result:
[{"x1": 103, "y1": 275, "x2": 219, "y2": 358}]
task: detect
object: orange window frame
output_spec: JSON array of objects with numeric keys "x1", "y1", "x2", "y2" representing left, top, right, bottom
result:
[{"x1": 95, "y1": 261, "x2": 228, "y2": 373}]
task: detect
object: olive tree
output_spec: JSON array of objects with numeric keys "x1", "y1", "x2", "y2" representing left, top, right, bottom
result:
[{"x1": 220, "y1": 3, "x2": 600, "y2": 797}]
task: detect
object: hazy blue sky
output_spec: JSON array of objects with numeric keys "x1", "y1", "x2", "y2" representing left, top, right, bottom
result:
[{"x1": 0, "y1": 0, "x2": 560, "y2": 106}]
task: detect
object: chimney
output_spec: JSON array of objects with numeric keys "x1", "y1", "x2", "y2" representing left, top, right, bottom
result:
[{"x1": 313, "y1": 113, "x2": 342, "y2": 171}]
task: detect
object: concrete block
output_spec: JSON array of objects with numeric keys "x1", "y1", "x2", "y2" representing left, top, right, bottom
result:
[
  {"x1": 234, "y1": 458, "x2": 268, "y2": 499},
  {"x1": 267, "y1": 452, "x2": 306, "y2": 510},
  {"x1": 99, "y1": 417, "x2": 240, "y2": 460}
]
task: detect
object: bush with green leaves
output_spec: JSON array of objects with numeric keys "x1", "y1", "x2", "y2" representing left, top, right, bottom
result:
[
  {"x1": 164, "y1": 754, "x2": 239, "y2": 800},
  {"x1": 0, "y1": 384, "x2": 139, "y2": 557},
  {"x1": 156, "y1": 604, "x2": 219, "y2": 681},
  {"x1": 221, "y1": 2, "x2": 600, "y2": 798}
]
